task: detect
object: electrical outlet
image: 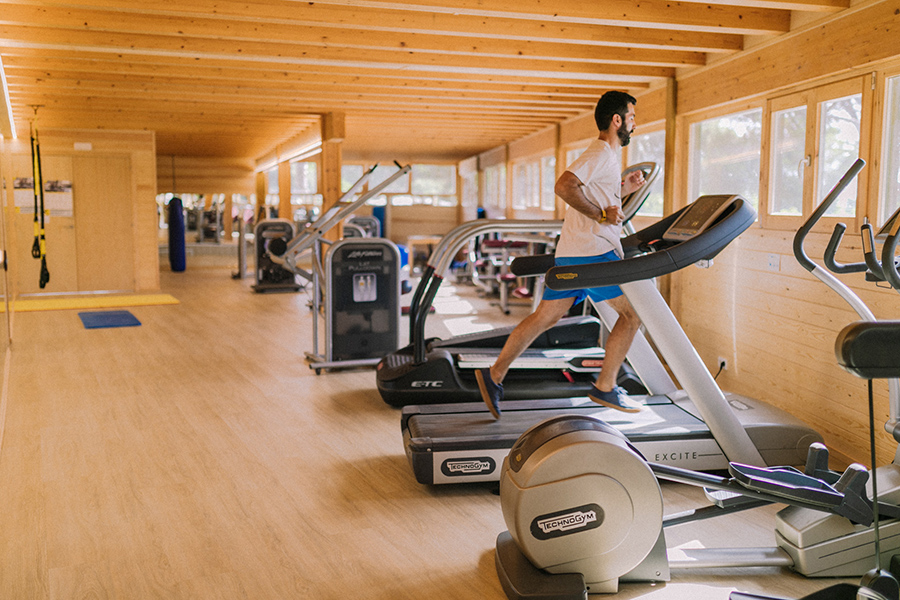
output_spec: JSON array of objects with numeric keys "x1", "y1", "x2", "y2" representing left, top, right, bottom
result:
[{"x1": 717, "y1": 356, "x2": 729, "y2": 371}]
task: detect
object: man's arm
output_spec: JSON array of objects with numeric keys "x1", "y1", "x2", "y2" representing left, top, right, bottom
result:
[{"x1": 554, "y1": 170, "x2": 622, "y2": 225}]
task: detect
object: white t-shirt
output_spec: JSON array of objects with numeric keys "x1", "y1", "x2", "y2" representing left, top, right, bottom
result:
[{"x1": 554, "y1": 138, "x2": 623, "y2": 259}]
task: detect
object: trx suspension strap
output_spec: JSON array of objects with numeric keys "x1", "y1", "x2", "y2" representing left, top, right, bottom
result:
[
  {"x1": 29, "y1": 107, "x2": 50, "y2": 288},
  {"x1": 29, "y1": 120, "x2": 40, "y2": 258}
]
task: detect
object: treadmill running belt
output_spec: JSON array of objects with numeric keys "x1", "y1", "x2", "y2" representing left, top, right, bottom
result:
[{"x1": 402, "y1": 398, "x2": 728, "y2": 484}]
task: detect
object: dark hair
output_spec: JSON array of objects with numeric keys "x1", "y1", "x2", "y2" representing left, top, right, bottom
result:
[{"x1": 594, "y1": 91, "x2": 637, "y2": 131}]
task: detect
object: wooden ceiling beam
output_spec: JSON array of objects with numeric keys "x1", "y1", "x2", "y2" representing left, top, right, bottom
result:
[
  {"x1": 0, "y1": 51, "x2": 653, "y2": 91},
  {"x1": 7, "y1": 75, "x2": 604, "y2": 108},
  {"x1": 0, "y1": 0, "x2": 858, "y2": 160},
  {"x1": 682, "y1": 0, "x2": 848, "y2": 11},
  {"x1": 0, "y1": 0, "x2": 751, "y2": 47},
  {"x1": 294, "y1": 0, "x2": 792, "y2": 34},
  {"x1": 7, "y1": 67, "x2": 620, "y2": 100},
  {"x1": 0, "y1": 4, "x2": 710, "y2": 66},
  {"x1": 8, "y1": 88, "x2": 583, "y2": 116},
  {"x1": 0, "y1": 24, "x2": 683, "y2": 75},
  {"x1": 0, "y1": 25, "x2": 676, "y2": 81}
]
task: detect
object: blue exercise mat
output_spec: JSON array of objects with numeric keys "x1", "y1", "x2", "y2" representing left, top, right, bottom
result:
[{"x1": 78, "y1": 310, "x2": 142, "y2": 329}]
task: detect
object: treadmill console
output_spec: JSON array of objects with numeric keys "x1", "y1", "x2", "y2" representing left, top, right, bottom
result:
[{"x1": 663, "y1": 194, "x2": 740, "y2": 242}]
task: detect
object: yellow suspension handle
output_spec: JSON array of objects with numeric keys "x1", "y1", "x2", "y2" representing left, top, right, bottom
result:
[{"x1": 30, "y1": 132, "x2": 42, "y2": 259}]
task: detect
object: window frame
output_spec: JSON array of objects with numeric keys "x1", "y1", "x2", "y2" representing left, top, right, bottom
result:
[
  {"x1": 760, "y1": 76, "x2": 872, "y2": 231},
  {"x1": 873, "y1": 67, "x2": 900, "y2": 229}
]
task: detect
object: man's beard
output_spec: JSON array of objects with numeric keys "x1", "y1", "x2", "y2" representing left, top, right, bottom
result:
[{"x1": 617, "y1": 121, "x2": 632, "y2": 146}]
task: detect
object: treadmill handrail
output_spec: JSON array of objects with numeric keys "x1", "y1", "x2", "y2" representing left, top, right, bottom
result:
[
  {"x1": 545, "y1": 196, "x2": 756, "y2": 291},
  {"x1": 409, "y1": 220, "x2": 563, "y2": 364},
  {"x1": 621, "y1": 162, "x2": 660, "y2": 224},
  {"x1": 429, "y1": 219, "x2": 563, "y2": 276},
  {"x1": 406, "y1": 219, "x2": 561, "y2": 314}
]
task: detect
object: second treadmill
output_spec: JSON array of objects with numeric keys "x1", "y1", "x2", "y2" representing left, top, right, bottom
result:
[{"x1": 400, "y1": 193, "x2": 824, "y2": 484}]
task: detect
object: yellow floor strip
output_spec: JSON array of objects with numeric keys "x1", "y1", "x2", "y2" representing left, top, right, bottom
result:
[{"x1": 3, "y1": 293, "x2": 180, "y2": 313}]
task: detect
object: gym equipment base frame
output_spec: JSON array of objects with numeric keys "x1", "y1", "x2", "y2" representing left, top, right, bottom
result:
[{"x1": 495, "y1": 415, "x2": 900, "y2": 599}]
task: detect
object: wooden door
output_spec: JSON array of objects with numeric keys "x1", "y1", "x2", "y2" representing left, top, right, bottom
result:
[{"x1": 73, "y1": 155, "x2": 135, "y2": 292}]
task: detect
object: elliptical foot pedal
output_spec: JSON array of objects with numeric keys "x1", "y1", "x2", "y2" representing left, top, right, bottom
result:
[
  {"x1": 495, "y1": 531, "x2": 586, "y2": 600},
  {"x1": 704, "y1": 487, "x2": 763, "y2": 509}
]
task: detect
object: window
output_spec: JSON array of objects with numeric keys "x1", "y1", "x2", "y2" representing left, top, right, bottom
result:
[
  {"x1": 461, "y1": 170, "x2": 478, "y2": 208},
  {"x1": 512, "y1": 161, "x2": 538, "y2": 210},
  {"x1": 763, "y1": 77, "x2": 867, "y2": 227},
  {"x1": 368, "y1": 164, "x2": 410, "y2": 195},
  {"x1": 341, "y1": 164, "x2": 365, "y2": 193},
  {"x1": 411, "y1": 164, "x2": 455, "y2": 195},
  {"x1": 770, "y1": 104, "x2": 807, "y2": 216},
  {"x1": 511, "y1": 155, "x2": 556, "y2": 212},
  {"x1": 409, "y1": 164, "x2": 457, "y2": 206},
  {"x1": 819, "y1": 94, "x2": 862, "y2": 217},
  {"x1": 880, "y1": 73, "x2": 900, "y2": 226},
  {"x1": 690, "y1": 108, "x2": 763, "y2": 212},
  {"x1": 540, "y1": 155, "x2": 557, "y2": 212},
  {"x1": 351, "y1": 163, "x2": 457, "y2": 207},
  {"x1": 290, "y1": 161, "x2": 322, "y2": 206},
  {"x1": 626, "y1": 129, "x2": 665, "y2": 217},
  {"x1": 265, "y1": 167, "x2": 279, "y2": 207},
  {"x1": 483, "y1": 164, "x2": 507, "y2": 214}
]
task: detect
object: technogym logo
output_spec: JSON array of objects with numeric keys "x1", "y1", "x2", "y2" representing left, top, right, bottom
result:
[
  {"x1": 531, "y1": 504, "x2": 604, "y2": 540},
  {"x1": 440, "y1": 457, "x2": 496, "y2": 477}
]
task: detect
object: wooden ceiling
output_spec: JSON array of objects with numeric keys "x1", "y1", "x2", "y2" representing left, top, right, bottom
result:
[{"x1": 0, "y1": 0, "x2": 850, "y2": 163}]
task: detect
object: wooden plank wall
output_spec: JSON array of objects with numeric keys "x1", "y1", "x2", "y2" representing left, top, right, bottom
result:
[
  {"x1": 670, "y1": 0, "x2": 900, "y2": 466},
  {"x1": 674, "y1": 227, "x2": 900, "y2": 465},
  {"x1": 387, "y1": 204, "x2": 458, "y2": 244},
  {"x1": 155, "y1": 156, "x2": 255, "y2": 197},
  {"x1": 1, "y1": 129, "x2": 158, "y2": 294}
]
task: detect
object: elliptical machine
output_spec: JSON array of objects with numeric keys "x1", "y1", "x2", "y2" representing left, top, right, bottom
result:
[{"x1": 493, "y1": 160, "x2": 900, "y2": 599}]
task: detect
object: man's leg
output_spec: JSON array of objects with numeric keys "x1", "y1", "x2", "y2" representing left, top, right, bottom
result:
[
  {"x1": 476, "y1": 296, "x2": 575, "y2": 418},
  {"x1": 594, "y1": 294, "x2": 641, "y2": 391},
  {"x1": 489, "y1": 296, "x2": 576, "y2": 385}
]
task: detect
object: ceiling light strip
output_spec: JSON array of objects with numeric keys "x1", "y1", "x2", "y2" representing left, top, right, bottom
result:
[{"x1": 0, "y1": 55, "x2": 16, "y2": 139}]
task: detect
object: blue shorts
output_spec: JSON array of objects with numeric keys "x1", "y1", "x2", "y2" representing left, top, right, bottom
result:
[{"x1": 542, "y1": 250, "x2": 623, "y2": 305}]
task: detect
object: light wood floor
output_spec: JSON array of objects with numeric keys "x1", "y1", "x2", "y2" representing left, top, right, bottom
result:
[{"x1": 0, "y1": 259, "x2": 857, "y2": 599}]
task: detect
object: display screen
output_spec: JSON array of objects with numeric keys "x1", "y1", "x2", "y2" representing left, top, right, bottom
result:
[{"x1": 663, "y1": 194, "x2": 737, "y2": 241}]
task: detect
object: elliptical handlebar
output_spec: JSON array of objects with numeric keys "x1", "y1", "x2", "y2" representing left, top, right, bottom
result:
[
  {"x1": 790, "y1": 158, "x2": 900, "y2": 439},
  {"x1": 861, "y1": 222, "x2": 888, "y2": 281},
  {"x1": 823, "y1": 222, "x2": 868, "y2": 275},
  {"x1": 793, "y1": 158, "x2": 866, "y2": 274}
]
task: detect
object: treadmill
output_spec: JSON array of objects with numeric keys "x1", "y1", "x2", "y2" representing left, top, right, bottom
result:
[
  {"x1": 376, "y1": 163, "x2": 660, "y2": 407},
  {"x1": 401, "y1": 193, "x2": 824, "y2": 484}
]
